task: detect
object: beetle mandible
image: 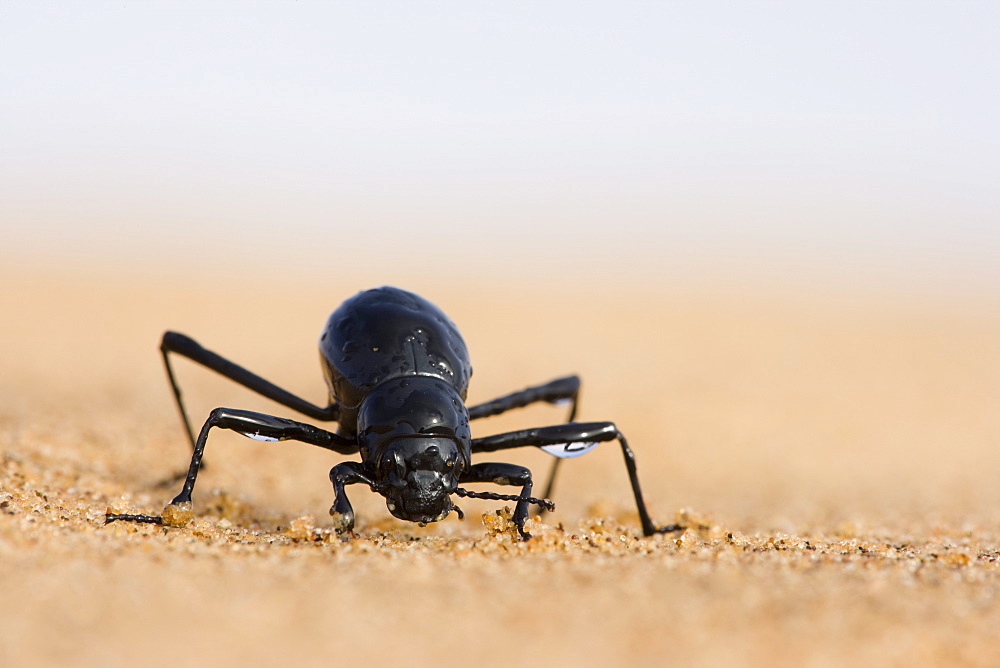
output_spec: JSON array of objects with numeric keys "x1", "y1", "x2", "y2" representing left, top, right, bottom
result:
[{"x1": 106, "y1": 287, "x2": 682, "y2": 539}]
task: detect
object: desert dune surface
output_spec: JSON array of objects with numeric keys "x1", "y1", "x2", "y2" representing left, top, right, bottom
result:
[{"x1": 2, "y1": 269, "x2": 999, "y2": 666}]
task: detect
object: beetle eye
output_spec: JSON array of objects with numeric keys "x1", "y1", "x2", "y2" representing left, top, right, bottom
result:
[{"x1": 380, "y1": 454, "x2": 402, "y2": 477}]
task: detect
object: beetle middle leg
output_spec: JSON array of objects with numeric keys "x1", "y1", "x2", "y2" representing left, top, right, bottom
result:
[
  {"x1": 467, "y1": 375, "x2": 580, "y2": 511},
  {"x1": 106, "y1": 408, "x2": 356, "y2": 526},
  {"x1": 472, "y1": 422, "x2": 683, "y2": 536}
]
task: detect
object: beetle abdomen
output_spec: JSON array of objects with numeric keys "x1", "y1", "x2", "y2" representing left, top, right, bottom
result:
[{"x1": 319, "y1": 287, "x2": 472, "y2": 428}]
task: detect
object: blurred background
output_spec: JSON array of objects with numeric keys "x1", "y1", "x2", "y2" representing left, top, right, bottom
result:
[{"x1": 2, "y1": 1, "x2": 998, "y2": 295}]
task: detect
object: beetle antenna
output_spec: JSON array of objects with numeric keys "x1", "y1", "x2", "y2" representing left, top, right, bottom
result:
[
  {"x1": 105, "y1": 512, "x2": 164, "y2": 525},
  {"x1": 454, "y1": 487, "x2": 555, "y2": 512}
]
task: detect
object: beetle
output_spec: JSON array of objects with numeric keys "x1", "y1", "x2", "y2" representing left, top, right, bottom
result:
[{"x1": 106, "y1": 286, "x2": 682, "y2": 539}]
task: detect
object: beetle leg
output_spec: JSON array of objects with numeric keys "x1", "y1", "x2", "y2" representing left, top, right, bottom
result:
[
  {"x1": 105, "y1": 407, "x2": 356, "y2": 527},
  {"x1": 467, "y1": 375, "x2": 580, "y2": 421},
  {"x1": 467, "y1": 375, "x2": 580, "y2": 514},
  {"x1": 459, "y1": 462, "x2": 535, "y2": 539},
  {"x1": 161, "y1": 331, "x2": 341, "y2": 451},
  {"x1": 328, "y1": 462, "x2": 375, "y2": 534},
  {"x1": 471, "y1": 422, "x2": 683, "y2": 537}
]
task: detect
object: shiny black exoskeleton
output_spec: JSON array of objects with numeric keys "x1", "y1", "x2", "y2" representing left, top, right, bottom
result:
[
  {"x1": 106, "y1": 287, "x2": 681, "y2": 539},
  {"x1": 320, "y1": 288, "x2": 473, "y2": 526}
]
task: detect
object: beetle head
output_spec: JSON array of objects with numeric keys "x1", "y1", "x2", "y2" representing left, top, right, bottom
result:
[
  {"x1": 357, "y1": 376, "x2": 472, "y2": 524},
  {"x1": 377, "y1": 436, "x2": 463, "y2": 523}
]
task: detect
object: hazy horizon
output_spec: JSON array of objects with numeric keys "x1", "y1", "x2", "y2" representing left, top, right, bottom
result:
[{"x1": 3, "y1": 2, "x2": 998, "y2": 293}]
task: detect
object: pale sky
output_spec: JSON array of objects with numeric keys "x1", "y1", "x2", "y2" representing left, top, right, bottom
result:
[{"x1": 2, "y1": 2, "x2": 998, "y2": 290}]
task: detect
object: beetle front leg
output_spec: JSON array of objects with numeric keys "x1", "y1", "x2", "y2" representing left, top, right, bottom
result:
[
  {"x1": 328, "y1": 462, "x2": 375, "y2": 534},
  {"x1": 460, "y1": 462, "x2": 535, "y2": 540}
]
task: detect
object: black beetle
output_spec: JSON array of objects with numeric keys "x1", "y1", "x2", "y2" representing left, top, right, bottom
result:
[{"x1": 106, "y1": 287, "x2": 681, "y2": 539}]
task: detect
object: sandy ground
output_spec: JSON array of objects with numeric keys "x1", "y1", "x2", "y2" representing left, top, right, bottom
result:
[{"x1": 2, "y1": 269, "x2": 1000, "y2": 666}]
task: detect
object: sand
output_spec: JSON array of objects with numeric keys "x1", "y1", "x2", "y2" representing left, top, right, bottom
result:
[{"x1": 2, "y1": 270, "x2": 1000, "y2": 666}]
